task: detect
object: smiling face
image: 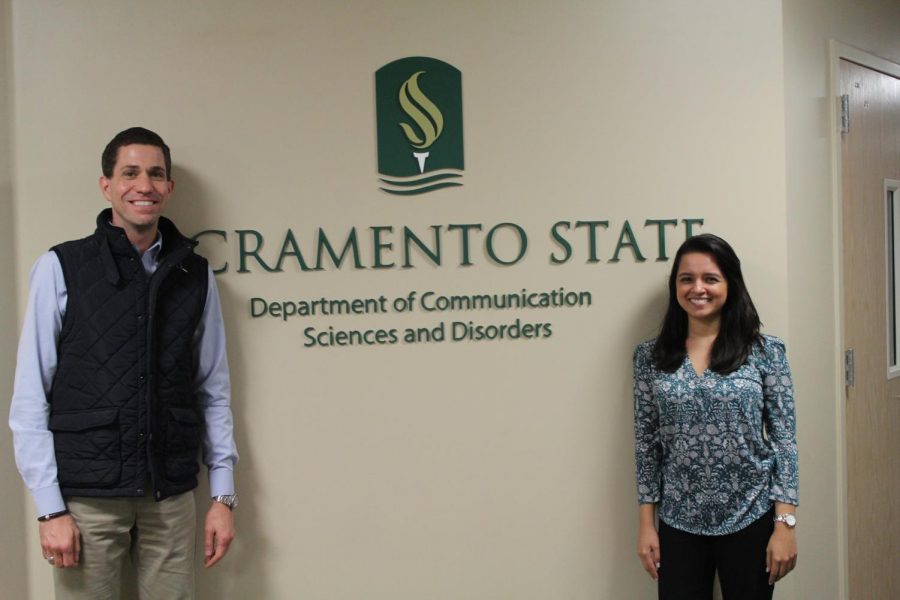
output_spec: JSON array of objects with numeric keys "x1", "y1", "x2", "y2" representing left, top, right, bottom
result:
[
  {"x1": 99, "y1": 144, "x2": 173, "y2": 237},
  {"x1": 675, "y1": 252, "x2": 728, "y2": 325}
]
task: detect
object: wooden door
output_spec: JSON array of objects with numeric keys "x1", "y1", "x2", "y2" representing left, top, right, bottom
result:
[{"x1": 840, "y1": 58, "x2": 900, "y2": 600}]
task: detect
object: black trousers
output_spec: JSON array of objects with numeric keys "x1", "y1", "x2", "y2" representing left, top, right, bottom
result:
[{"x1": 658, "y1": 510, "x2": 775, "y2": 600}]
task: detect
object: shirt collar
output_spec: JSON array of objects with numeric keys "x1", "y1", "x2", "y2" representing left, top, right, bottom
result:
[{"x1": 144, "y1": 233, "x2": 163, "y2": 260}]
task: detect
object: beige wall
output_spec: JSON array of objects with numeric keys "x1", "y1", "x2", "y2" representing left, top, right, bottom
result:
[
  {"x1": 3, "y1": 0, "x2": 893, "y2": 598},
  {"x1": 783, "y1": 0, "x2": 900, "y2": 598},
  {"x1": 0, "y1": 0, "x2": 29, "y2": 597}
]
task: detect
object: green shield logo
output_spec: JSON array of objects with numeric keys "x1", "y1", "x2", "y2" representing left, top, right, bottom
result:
[{"x1": 375, "y1": 57, "x2": 464, "y2": 195}]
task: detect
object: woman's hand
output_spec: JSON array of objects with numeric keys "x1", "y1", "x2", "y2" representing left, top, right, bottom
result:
[
  {"x1": 766, "y1": 523, "x2": 797, "y2": 584},
  {"x1": 637, "y1": 504, "x2": 660, "y2": 580}
]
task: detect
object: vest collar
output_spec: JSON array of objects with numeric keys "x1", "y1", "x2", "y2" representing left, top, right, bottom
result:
[{"x1": 94, "y1": 209, "x2": 198, "y2": 286}]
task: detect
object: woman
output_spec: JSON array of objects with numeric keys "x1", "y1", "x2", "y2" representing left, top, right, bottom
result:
[{"x1": 633, "y1": 234, "x2": 798, "y2": 600}]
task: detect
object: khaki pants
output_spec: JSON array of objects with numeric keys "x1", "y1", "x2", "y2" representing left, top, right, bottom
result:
[{"x1": 54, "y1": 491, "x2": 196, "y2": 600}]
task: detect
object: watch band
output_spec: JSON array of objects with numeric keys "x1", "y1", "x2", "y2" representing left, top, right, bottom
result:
[
  {"x1": 212, "y1": 494, "x2": 238, "y2": 510},
  {"x1": 773, "y1": 513, "x2": 796, "y2": 528}
]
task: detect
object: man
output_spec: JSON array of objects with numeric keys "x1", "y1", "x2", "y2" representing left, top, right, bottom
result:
[{"x1": 9, "y1": 127, "x2": 238, "y2": 599}]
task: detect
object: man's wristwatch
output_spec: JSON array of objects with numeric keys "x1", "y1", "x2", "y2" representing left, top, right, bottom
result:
[
  {"x1": 212, "y1": 494, "x2": 239, "y2": 510},
  {"x1": 774, "y1": 513, "x2": 796, "y2": 528}
]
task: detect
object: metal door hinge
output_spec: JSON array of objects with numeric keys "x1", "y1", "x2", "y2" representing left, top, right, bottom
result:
[
  {"x1": 840, "y1": 94, "x2": 850, "y2": 133},
  {"x1": 845, "y1": 348, "x2": 855, "y2": 387}
]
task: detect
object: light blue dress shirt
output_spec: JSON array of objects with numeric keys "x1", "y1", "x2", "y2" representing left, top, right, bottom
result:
[{"x1": 9, "y1": 235, "x2": 238, "y2": 516}]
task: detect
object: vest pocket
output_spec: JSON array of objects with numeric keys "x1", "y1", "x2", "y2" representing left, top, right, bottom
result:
[
  {"x1": 49, "y1": 408, "x2": 121, "y2": 488},
  {"x1": 164, "y1": 406, "x2": 202, "y2": 483}
]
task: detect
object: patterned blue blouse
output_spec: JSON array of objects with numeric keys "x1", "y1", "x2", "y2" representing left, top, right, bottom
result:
[{"x1": 633, "y1": 334, "x2": 799, "y2": 536}]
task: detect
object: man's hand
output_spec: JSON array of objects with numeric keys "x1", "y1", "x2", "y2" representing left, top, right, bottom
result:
[
  {"x1": 203, "y1": 501, "x2": 235, "y2": 568},
  {"x1": 39, "y1": 514, "x2": 81, "y2": 568}
]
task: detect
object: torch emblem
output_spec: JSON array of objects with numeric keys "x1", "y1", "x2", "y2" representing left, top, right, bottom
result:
[
  {"x1": 398, "y1": 71, "x2": 443, "y2": 174},
  {"x1": 376, "y1": 57, "x2": 464, "y2": 195}
]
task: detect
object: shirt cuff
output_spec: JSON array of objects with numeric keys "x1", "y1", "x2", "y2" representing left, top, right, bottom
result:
[
  {"x1": 209, "y1": 467, "x2": 235, "y2": 497},
  {"x1": 770, "y1": 492, "x2": 799, "y2": 506},
  {"x1": 32, "y1": 485, "x2": 66, "y2": 517}
]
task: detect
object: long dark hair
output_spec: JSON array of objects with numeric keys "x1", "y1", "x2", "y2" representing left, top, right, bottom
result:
[{"x1": 652, "y1": 234, "x2": 762, "y2": 374}]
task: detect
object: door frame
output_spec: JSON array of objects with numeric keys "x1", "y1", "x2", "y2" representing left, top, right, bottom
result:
[{"x1": 828, "y1": 40, "x2": 900, "y2": 600}]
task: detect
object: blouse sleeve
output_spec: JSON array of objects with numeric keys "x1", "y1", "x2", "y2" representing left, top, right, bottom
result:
[
  {"x1": 760, "y1": 337, "x2": 799, "y2": 505},
  {"x1": 633, "y1": 342, "x2": 661, "y2": 504}
]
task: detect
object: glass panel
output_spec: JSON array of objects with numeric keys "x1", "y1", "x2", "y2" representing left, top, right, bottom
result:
[{"x1": 887, "y1": 181, "x2": 900, "y2": 378}]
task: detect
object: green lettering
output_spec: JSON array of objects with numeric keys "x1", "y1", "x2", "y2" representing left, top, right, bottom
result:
[
  {"x1": 370, "y1": 226, "x2": 394, "y2": 269},
  {"x1": 575, "y1": 220, "x2": 609, "y2": 263},
  {"x1": 316, "y1": 228, "x2": 363, "y2": 270},
  {"x1": 250, "y1": 297, "x2": 267, "y2": 317},
  {"x1": 274, "y1": 229, "x2": 312, "y2": 272},
  {"x1": 550, "y1": 221, "x2": 572, "y2": 264},
  {"x1": 402, "y1": 226, "x2": 441, "y2": 268},
  {"x1": 610, "y1": 220, "x2": 646, "y2": 263},
  {"x1": 683, "y1": 218, "x2": 704, "y2": 239},
  {"x1": 644, "y1": 219, "x2": 678, "y2": 261},
  {"x1": 448, "y1": 224, "x2": 482, "y2": 266},
  {"x1": 486, "y1": 223, "x2": 527, "y2": 266},
  {"x1": 236, "y1": 230, "x2": 277, "y2": 273}
]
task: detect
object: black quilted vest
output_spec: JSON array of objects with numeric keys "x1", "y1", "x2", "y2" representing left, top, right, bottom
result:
[{"x1": 48, "y1": 209, "x2": 209, "y2": 500}]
